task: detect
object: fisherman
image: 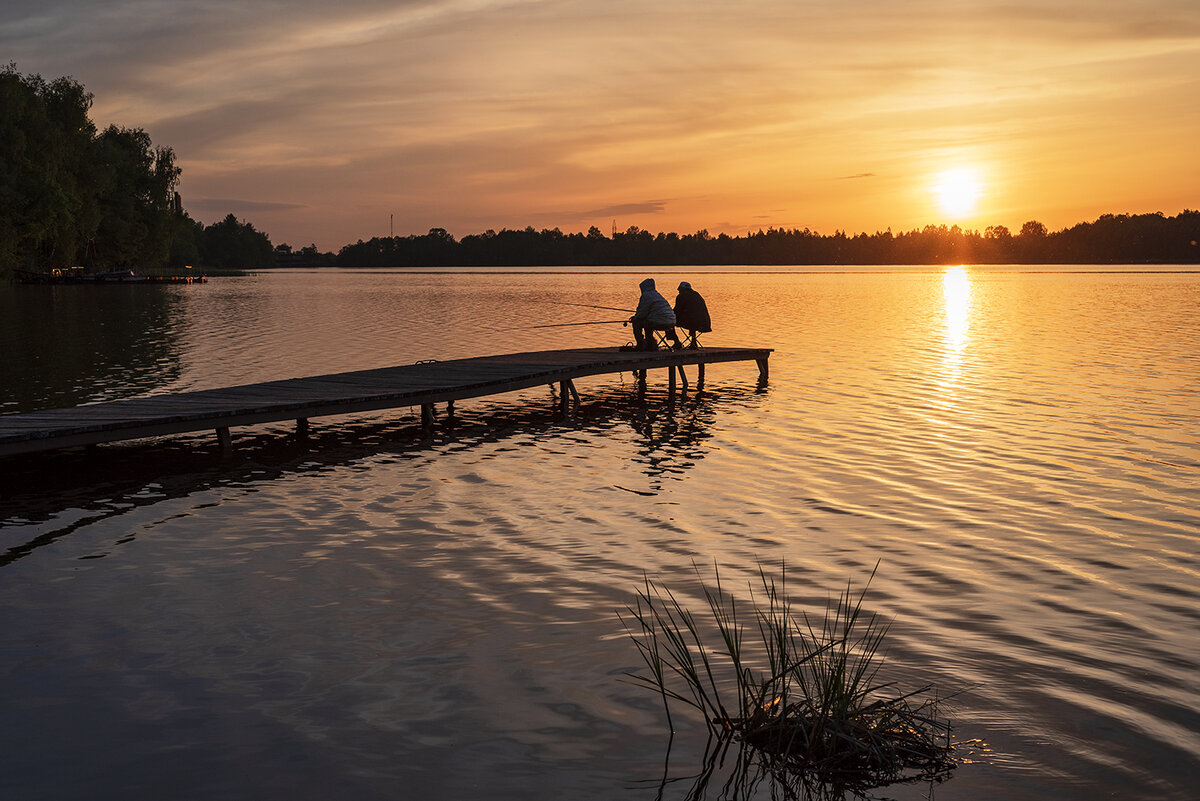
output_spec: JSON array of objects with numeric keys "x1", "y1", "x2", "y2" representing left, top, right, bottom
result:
[
  {"x1": 673, "y1": 281, "x2": 711, "y2": 349},
  {"x1": 624, "y1": 278, "x2": 682, "y2": 350}
]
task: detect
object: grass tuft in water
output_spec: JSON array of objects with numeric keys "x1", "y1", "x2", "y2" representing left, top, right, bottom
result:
[{"x1": 619, "y1": 562, "x2": 960, "y2": 792}]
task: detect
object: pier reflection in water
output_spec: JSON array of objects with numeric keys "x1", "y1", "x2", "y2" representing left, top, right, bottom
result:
[{"x1": 0, "y1": 382, "x2": 740, "y2": 564}]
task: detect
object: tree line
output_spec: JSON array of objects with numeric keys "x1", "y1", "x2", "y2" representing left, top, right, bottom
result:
[
  {"x1": 1, "y1": 65, "x2": 273, "y2": 280},
  {"x1": 335, "y1": 213, "x2": 1199, "y2": 268}
]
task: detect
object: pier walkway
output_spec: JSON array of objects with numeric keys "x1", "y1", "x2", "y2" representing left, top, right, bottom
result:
[{"x1": 0, "y1": 346, "x2": 771, "y2": 456}]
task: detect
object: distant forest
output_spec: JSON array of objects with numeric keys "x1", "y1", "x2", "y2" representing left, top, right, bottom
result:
[
  {"x1": 4, "y1": 66, "x2": 1198, "y2": 281},
  {"x1": 330, "y1": 212, "x2": 1200, "y2": 268}
]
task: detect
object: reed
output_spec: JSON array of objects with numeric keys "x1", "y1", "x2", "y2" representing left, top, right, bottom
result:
[{"x1": 620, "y1": 562, "x2": 959, "y2": 791}]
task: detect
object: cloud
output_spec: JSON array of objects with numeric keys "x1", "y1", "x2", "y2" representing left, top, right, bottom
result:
[
  {"x1": 190, "y1": 198, "x2": 307, "y2": 214},
  {"x1": 571, "y1": 202, "x2": 668, "y2": 219},
  {"x1": 838, "y1": 173, "x2": 877, "y2": 180}
]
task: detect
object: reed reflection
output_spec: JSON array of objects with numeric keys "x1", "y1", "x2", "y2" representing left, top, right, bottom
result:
[{"x1": 655, "y1": 734, "x2": 954, "y2": 801}]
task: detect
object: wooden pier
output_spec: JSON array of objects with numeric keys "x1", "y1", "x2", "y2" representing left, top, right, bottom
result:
[{"x1": 0, "y1": 346, "x2": 771, "y2": 456}]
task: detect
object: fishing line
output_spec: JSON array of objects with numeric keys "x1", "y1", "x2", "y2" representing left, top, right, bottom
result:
[
  {"x1": 524, "y1": 319, "x2": 628, "y2": 330},
  {"x1": 492, "y1": 319, "x2": 629, "y2": 332},
  {"x1": 560, "y1": 302, "x2": 635, "y2": 314}
]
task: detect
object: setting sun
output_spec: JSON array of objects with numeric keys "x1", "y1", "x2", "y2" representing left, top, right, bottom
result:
[{"x1": 933, "y1": 169, "x2": 982, "y2": 218}]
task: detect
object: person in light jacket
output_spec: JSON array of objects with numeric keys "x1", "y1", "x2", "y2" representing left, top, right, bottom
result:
[
  {"x1": 673, "y1": 281, "x2": 711, "y2": 348},
  {"x1": 625, "y1": 278, "x2": 682, "y2": 350}
]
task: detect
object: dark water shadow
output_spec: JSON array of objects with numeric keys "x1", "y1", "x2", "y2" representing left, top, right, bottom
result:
[
  {"x1": 0, "y1": 284, "x2": 187, "y2": 413},
  {"x1": 0, "y1": 380, "x2": 767, "y2": 567},
  {"x1": 648, "y1": 731, "x2": 957, "y2": 801}
]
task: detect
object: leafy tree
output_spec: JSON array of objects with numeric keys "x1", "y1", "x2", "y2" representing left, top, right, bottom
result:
[
  {"x1": 0, "y1": 65, "x2": 183, "y2": 278},
  {"x1": 168, "y1": 213, "x2": 204, "y2": 267},
  {"x1": 91, "y1": 125, "x2": 181, "y2": 267},
  {"x1": 0, "y1": 65, "x2": 98, "y2": 276},
  {"x1": 1019, "y1": 220, "x2": 1047, "y2": 238},
  {"x1": 200, "y1": 214, "x2": 275, "y2": 269}
]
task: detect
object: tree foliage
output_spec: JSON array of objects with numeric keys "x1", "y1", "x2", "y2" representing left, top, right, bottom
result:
[
  {"x1": 91, "y1": 125, "x2": 182, "y2": 268},
  {"x1": 198, "y1": 214, "x2": 276, "y2": 270},
  {"x1": 1, "y1": 65, "x2": 280, "y2": 278},
  {"x1": 0, "y1": 65, "x2": 186, "y2": 278}
]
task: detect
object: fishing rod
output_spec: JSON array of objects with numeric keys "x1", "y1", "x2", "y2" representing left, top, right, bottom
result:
[
  {"x1": 560, "y1": 302, "x2": 635, "y2": 314},
  {"x1": 494, "y1": 318, "x2": 628, "y2": 332},
  {"x1": 525, "y1": 319, "x2": 628, "y2": 329}
]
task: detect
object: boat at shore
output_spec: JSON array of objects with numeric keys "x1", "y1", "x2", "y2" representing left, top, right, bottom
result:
[{"x1": 15, "y1": 267, "x2": 206, "y2": 285}]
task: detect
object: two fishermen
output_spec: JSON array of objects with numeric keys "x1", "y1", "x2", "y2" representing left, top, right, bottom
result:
[{"x1": 624, "y1": 278, "x2": 711, "y2": 351}]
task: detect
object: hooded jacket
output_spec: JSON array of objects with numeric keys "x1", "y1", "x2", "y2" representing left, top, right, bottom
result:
[{"x1": 630, "y1": 278, "x2": 676, "y2": 327}]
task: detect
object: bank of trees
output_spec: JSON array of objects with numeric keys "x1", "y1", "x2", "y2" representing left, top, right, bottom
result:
[
  {"x1": 1, "y1": 66, "x2": 274, "y2": 279},
  {"x1": 1, "y1": 65, "x2": 181, "y2": 277},
  {"x1": 336, "y1": 211, "x2": 1200, "y2": 268},
  {"x1": 168, "y1": 214, "x2": 276, "y2": 271}
]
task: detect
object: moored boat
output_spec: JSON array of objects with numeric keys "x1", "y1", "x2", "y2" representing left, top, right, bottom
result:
[{"x1": 14, "y1": 267, "x2": 205, "y2": 285}]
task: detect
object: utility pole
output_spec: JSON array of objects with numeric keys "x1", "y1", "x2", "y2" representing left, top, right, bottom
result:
[{"x1": 390, "y1": 214, "x2": 394, "y2": 238}]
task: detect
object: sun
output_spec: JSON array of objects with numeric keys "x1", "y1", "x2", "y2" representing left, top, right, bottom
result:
[{"x1": 933, "y1": 169, "x2": 982, "y2": 218}]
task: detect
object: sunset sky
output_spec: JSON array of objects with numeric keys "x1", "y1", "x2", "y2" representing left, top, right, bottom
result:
[{"x1": 4, "y1": 1, "x2": 1198, "y2": 250}]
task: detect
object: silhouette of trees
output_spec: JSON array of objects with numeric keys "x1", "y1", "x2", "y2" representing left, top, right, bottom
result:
[
  {"x1": 1019, "y1": 220, "x2": 1048, "y2": 238},
  {"x1": 273, "y1": 243, "x2": 336, "y2": 268},
  {"x1": 91, "y1": 125, "x2": 181, "y2": 267},
  {"x1": 333, "y1": 211, "x2": 1200, "y2": 267},
  {"x1": 199, "y1": 214, "x2": 275, "y2": 270}
]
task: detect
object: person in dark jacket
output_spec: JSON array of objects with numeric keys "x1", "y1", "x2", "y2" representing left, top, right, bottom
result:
[
  {"x1": 625, "y1": 277, "x2": 682, "y2": 350},
  {"x1": 673, "y1": 281, "x2": 711, "y2": 348}
]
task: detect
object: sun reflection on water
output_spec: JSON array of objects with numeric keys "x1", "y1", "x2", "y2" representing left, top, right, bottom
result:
[{"x1": 942, "y1": 266, "x2": 972, "y2": 361}]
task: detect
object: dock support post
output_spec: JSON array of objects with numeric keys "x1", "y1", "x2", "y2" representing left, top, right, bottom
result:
[
  {"x1": 421, "y1": 403, "x2": 434, "y2": 431},
  {"x1": 296, "y1": 418, "x2": 310, "y2": 437},
  {"x1": 676, "y1": 364, "x2": 688, "y2": 394},
  {"x1": 756, "y1": 357, "x2": 769, "y2": 382},
  {"x1": 558, "y1": 379, "x2": 580, "y2": 417},
  {"x1": 668, "y1": 365, "x2": 677, "y2": 395},
  {"x1": 216, "y1": 426, "x2": 232, "y2": 454},
  {"x1": 446, "y1": 400, "x2": 455, "y2": 418}
]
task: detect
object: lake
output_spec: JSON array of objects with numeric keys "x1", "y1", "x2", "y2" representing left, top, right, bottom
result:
[{"x1": 1, "y1": 267, "x2": 1198, "y2": 800}]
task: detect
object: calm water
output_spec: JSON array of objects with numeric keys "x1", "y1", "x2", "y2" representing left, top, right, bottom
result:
[{"x1": 1, "y1": 268, "x2": 1198, "y2": 801}]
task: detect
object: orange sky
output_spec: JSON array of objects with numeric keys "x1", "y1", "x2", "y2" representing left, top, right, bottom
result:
[{"x1": 4, "y1": 1, "x2": 1199, "y2": 250}]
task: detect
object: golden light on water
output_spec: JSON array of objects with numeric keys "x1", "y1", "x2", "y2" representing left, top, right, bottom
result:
[{"x1": 942, "y1": 266, "x2": 972, "y2": 359}]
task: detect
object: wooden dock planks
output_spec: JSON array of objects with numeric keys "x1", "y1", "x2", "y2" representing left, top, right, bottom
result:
[{"x1": 0, "y1": 346, "x2": 772, "y2": 456}]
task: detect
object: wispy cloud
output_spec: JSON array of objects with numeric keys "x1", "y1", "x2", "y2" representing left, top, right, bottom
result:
[
  {"x1": 525, "y1": 202, "x2": 669, "y2": 227},
  {"x1": 190, "y1": 198, "x2": 308, "y2": 215}
]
